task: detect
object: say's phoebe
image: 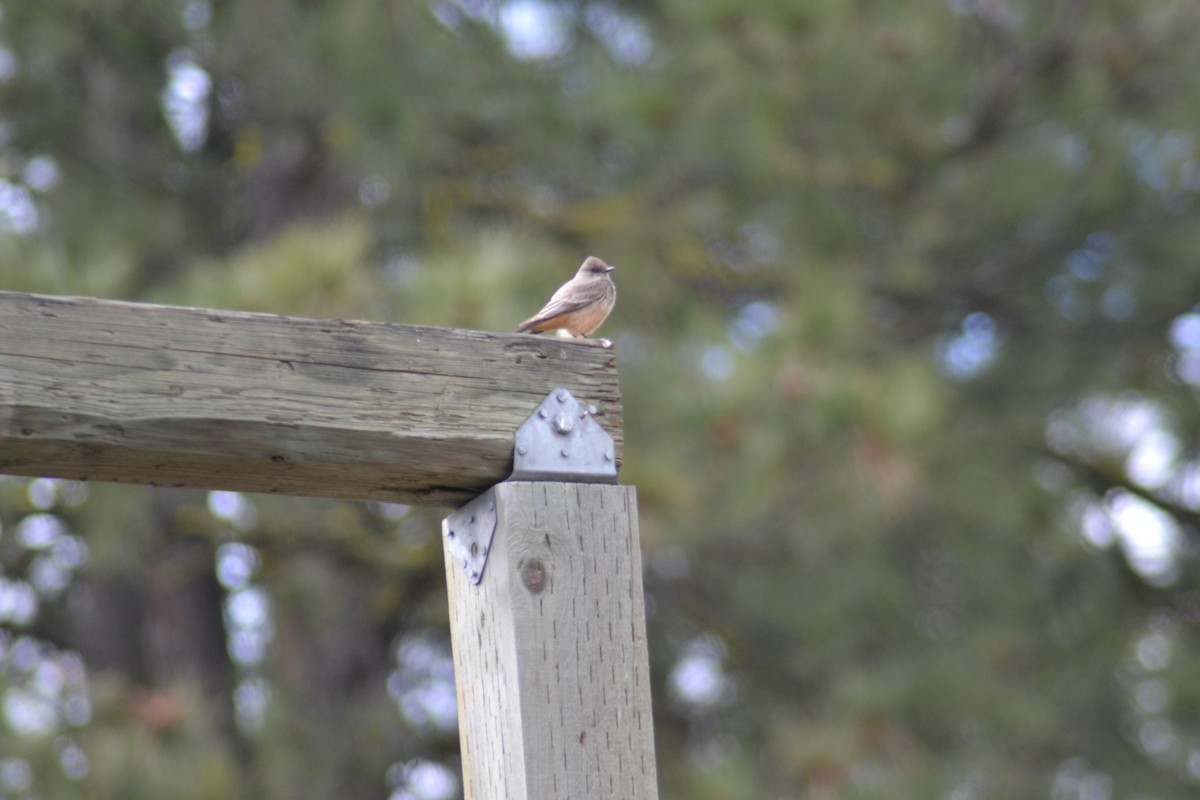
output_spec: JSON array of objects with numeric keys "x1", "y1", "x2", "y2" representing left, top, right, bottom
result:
[{"x1": 517, "y1": 256, "x2": 616, "y2": 338}]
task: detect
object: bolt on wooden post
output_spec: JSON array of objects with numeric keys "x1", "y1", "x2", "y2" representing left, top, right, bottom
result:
[{"x1": 442, "y1": 391, "x2": 658, "y2": 800}]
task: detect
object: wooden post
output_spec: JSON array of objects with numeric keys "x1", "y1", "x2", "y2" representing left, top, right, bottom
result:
[
  {"x1": 1, "y1": 290, "x2": 659, "y2": 796},
  {"x1": 444, "y1": 481, "x2": 658, "y2": 800},
  {"x1": 0, "y1": 291, "x2": 620, "y2": 506}
]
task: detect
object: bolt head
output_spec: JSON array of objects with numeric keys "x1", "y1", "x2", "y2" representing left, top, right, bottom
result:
[
  {"x1": 553, "y1": 413, "x2": 575, "y2": 435},
  {"x1": 556, "y1": 389, "x2": 567, "y2": 403}
]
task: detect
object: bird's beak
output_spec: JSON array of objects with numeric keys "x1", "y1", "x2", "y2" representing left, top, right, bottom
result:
[{"x1": 604, "y1": 265, "x2": 615, "y2": 273}]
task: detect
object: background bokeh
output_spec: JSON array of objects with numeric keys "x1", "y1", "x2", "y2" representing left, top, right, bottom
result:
[{"x1": 3, "y1": 1, "x2": 1200, "y2": 798}]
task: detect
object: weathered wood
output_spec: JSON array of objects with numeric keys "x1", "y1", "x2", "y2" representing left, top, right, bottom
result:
[
  {"x1": 0, "y1": 291, "x2": 621, "y2": 506},
  {"x1": 444, "y1": 481, "x2": 658, "y2": 800}
]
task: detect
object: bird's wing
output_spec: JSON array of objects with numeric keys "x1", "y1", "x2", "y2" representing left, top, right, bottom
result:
[{"x1": 517, "y1": 280, "x2": 610, "y2": 331}]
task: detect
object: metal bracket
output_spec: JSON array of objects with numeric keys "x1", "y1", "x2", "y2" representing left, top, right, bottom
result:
[
  {"x1": 442, "y1": 488, "x2": 497, "y2": 585},
  {"x1": 443, "y1": 388, "x2": 617, "y2": 584},
  {"x1": 510, "y1": 388, "x2": 618, "y2": 483}
]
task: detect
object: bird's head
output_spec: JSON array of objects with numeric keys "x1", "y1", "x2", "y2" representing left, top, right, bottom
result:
[{"x1": 579, "y1": 257, "x2": 615, "y2": 276}]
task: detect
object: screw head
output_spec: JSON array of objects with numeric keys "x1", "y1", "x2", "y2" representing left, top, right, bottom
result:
[
  {"x1": 517, "y1": 445, "x2": 527, "y2": 455},
  {"x1": 556, "y1": 390, "x2": 567, "y2": 403}
]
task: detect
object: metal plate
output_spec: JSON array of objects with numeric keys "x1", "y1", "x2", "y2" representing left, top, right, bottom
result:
[
  {"x1": 510, "y1": 388, "x2": 618, "y2": 484},
  {"x1": 442, "y1": 488, "x2": 497, "y2": 585}
]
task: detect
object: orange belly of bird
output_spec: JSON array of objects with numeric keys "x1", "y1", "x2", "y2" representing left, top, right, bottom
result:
[{"x1": 527, "y1": 303, "x2": 612, "y2": 336}]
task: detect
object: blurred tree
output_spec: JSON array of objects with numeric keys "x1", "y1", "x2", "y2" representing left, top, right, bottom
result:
[{"x1": 3, "y1": 0, "x2": 1200, "y2": 798}]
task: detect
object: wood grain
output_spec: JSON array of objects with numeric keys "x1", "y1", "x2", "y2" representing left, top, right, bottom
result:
[
  {"x1": 445, "y1": 481, "x2": 658, "y2": 800},
  {"x1": 0, "y1": 291, "x2": 622, "y2": 506}
]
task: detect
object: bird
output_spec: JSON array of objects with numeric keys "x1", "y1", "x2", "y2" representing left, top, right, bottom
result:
[{"x1": 517, "y1": 256, "x2": 616, "y2": 340}]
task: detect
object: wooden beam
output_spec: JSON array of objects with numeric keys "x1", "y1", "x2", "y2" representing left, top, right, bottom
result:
[
  {"x1": 444, "y1": 481, "x2": 658, "y2": 800},
  {"x1": 0, "y1": 291, "x2": 622, "y2": 506}
]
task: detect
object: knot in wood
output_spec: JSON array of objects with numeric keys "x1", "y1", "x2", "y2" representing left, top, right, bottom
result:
[{"x1": 520, "y1": 558, "x2": 547, "y2": 594}]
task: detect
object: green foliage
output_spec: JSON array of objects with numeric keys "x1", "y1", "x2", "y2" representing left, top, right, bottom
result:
[
  {"x1": 3, "y1": 0, "x2": 1200, "y2": 798},
  {"x1": 154, "y1": 217, "x2": 383, "y2": 318}
]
